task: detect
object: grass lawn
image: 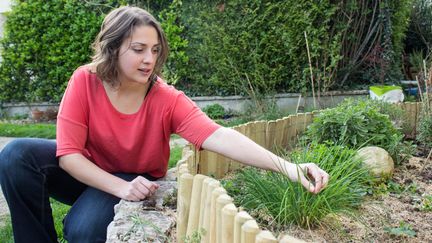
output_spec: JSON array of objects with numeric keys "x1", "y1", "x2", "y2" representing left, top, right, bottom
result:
[
  {"x1": 0, "y1": 122, "x2": 56, "y2": 139},
  {"x1": 0, "y1": 199, "x2": 70, "y2": 242}
]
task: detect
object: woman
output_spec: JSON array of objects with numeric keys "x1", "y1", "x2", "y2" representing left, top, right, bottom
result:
[{"x1": 0, "y1": 6, "x2": 328, "y2": 243}]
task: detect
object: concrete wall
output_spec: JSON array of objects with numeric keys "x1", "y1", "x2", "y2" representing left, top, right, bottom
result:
[
  {"x1": 193, "y1": 90, "x2": 368, "y2": 113},
  {"x1": 0, "y1": 90, "x2": 368, "y2": 118}
]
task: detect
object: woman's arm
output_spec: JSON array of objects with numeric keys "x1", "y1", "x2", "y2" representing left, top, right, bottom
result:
[
  {"x1": 59, "y1": 154, "x2": 159, "y2": 201},
  {"x1": 201, "y1": 127, "x2": 329, "y2": 194}
]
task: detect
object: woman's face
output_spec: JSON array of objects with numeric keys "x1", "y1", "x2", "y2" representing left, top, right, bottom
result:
[{"x1": 117, "y1": 25, "x2": 160, "y2": 85}]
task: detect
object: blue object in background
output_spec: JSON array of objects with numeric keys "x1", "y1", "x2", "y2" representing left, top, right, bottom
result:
[{"x1": 405, "y1": 87, "x2": 418, "y2": 96}]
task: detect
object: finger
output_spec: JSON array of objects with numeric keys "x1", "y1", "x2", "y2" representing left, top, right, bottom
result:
[
  {"x1": 126, "y1": 192, "x2": 141, "y2": 202},
  {"x1": 131, "y1": 188, "x2": 147, "y2": 200},
  {"x1": 321, "y1": 169, "x2": 330, "y2": 188},
  {"x1": 300, "y1": 175, "x2": 316, "y2": 193},
  {"x1": 130, "y1": 179, "x2": 151, "y2": 197},
  {"x1": 306, "y1": 165, "x2": 323, "y2": 194},
  {"x1": 298, "y1": 167, "x2": 316, "y2": 193},
  {"x1": 138, "y1": 177, "x2": 158, "y2": 195}
]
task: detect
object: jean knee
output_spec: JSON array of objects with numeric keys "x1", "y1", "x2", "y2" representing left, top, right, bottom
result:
[
  {"x1": 64, "y1": 216, "x2": 108, "y2": 243},
  {"x1": 0, "y1": 139, "x2": 30, "y2": 176}
]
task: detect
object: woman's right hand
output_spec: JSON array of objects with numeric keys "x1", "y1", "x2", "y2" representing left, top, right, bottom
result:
[{"x1": 117, "y1": 176, "x2": 160, "y2": 201}]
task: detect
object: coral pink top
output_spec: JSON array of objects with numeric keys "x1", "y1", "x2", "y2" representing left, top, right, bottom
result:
[{"x1": 56, "y1": 66, "x2": 220, "y2": 178}]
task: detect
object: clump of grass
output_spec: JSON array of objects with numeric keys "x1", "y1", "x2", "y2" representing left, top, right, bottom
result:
[
  {"x1": 0, "y1": 122, "x2": 56, "y2": 139},
  {"x1": 226, "y1": 143, "x2": 373, "y2": 228},
  {"x1": 0, "y1": 199, "x2": 70, "y2": 242},
  {"x1": 168, "y1": 146, "x2": 183, "y2": 169}
]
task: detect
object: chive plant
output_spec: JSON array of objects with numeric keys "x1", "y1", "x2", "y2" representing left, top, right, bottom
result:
[{"x1": 226, "y1": 143, "x2": 374, "y2": 228}]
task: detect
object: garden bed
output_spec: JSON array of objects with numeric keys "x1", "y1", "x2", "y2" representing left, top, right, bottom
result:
[{"x1": 229, "y1": 155, "x2": 431, "y2": 242}]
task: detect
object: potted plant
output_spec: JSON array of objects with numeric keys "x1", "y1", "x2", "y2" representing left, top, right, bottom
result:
[{"x1": 31, "y1": 108, "x2": 44, "y2": 122}]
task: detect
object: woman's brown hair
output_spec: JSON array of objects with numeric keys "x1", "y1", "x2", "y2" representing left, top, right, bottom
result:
[{"x1": 91, "y1": 6, "x2": 168, "y2": 86}]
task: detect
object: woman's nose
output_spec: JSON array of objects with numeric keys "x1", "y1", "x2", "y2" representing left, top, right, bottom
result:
[{"x1": 142, "y1": 49, "x2": 154, "y2": 63}]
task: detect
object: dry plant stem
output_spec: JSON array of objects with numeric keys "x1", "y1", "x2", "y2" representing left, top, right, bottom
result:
[
  {"x1": 420, "y1": 148, "x2": 432, "y2": 174},
  {"x1": 425, "y1": 67, "x2": 430, "y2": 113},
  {"x1": 245, "y1": 74, "x2": 263, "y2": 114},
  {"x1": 339, "y1": 1, "x2": 381, "y2": 86},
  {"x1": 416, "y1": 75, "x2": 424, "y2": 102},
  {"x1": 296, "y1": 94, "x2": 302, "y2": 113},
  {"x1": 304, "y1": 31, "x2": 316, "y2": 109}
]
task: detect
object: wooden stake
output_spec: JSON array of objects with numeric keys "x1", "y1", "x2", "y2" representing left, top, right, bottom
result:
[
  {"x1": 279, "y1": 235, "x2": 307, "y2": 243},
  {"x1": 177, "y1": 173, "x2": 194, "y2": 242},
  {"x1": 198, "y1": 177, "x2": 214, "y2": 229},
  {"x1": 186, "y1": 174, "x2": 207, "y2": 236},
  {"x1": 234, "y1": 211, "x2": 253, "y2": 243},
  {"x1": 255, "y1": 230, "x2": 277, "y2": 243},
  {"x1": 265, "y1": 120, "x2": 276, "y2": 151},
  {"x1": 216, "y1": 194, "x2": 233, "y2": 243},
  {"x1": 202, "y1": 180, "x2": 220, "y2": 243},
  {"x1": 240, "y1": 220, "x2": 260, "y2": 243},
  {"x1": 221, "y1": 203, "x2": 238, "y2": 243},
  {"x1": 209, "y1": 187, "x2": 226, "y2": 243}
]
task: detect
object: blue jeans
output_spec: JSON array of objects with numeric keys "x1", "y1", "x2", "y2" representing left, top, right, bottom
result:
[{"x1": 0, "y1": 138, "x2": 156, "y2": 243}]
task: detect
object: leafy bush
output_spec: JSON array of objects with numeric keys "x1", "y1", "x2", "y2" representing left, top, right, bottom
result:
[
  {"x1": 405, "y1": 0, "x2": 432, "y2": 54},
  {"x1": 177, "y1": 0, "x2": 344, "y2": 96},
  {"x1": 174, "y1": 0, "x2": 414, "y2": 96},
  {"x1": 0, "y1": 0, "x2": 122, "y2": 102},
  {"x1": 0, "y1": 1, "x2": 416, "y2": 101},
  {"x1": 158, "y1": 0, "x2": 189, "y2": 85},
  {"x1": 304, "y1": 98, "x2": 413, "y2": 163},
  {"x1": 202, "y1": 103, "x2": 226, "y2": 120},
  {"x1": 224, "y1": 143, "x2": 372, "y2": 228},
  {"x1": 306, "y1": 99, "x2": 398, "y2": 148}
]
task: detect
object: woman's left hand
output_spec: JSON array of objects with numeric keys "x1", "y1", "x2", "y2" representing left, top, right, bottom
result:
[{"x1": 283, "y1": 162, "x2": 329, "y2": 194}]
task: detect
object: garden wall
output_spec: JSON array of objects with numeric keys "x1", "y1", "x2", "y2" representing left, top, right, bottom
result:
[
  {"x1": 0, "y1": 90, "x2": 368, "y2": 118},
  {"x1": 175, "y1": 102, "x2": 421, "y2": 242}
]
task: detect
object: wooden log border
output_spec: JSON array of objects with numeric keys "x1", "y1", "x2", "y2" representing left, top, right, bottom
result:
[{"x1": 176, "y1": 102, "x2": 421, "y2": 242}]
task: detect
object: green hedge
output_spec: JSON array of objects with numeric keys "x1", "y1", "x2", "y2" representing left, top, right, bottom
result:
[
  {"x1": 176, "y1": 0, "x2": 344, "y2": 96},
  {"x1": 175, "y1": 0, "x2": 413, "y2": 96},
  {"x1": 0, "y1": 0, "x2": 123, "y2": 102},
  {"x1": 0, "y1": 0, "x2": 415, "y2": 102}
]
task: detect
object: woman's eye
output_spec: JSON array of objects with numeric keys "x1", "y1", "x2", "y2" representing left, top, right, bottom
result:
[
  {"x1": 133, "y1": 49, "x2": 144, "y2": 53},
  {"x1": 152, "y1": 47, "x2": 160, "y2": 54}
]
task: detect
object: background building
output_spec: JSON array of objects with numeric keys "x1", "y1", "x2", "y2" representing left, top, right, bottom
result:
[{"x1": 0, "y1": 0, "x2": 11, "y2": 40}]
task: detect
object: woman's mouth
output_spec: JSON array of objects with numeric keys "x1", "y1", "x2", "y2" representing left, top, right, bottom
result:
[{"x1": 138, "y1": 68, "x2": 151, "y2": 76}]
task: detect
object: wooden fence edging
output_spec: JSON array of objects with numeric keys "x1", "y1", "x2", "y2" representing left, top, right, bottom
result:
[{"x1": 178, "y1": 102, "x2": 422, "y2": 242}]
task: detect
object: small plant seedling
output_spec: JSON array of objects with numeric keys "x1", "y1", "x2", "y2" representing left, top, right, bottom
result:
[
  {"x1": 183, "y1": 228, "x2": 206, "y2": 243},
  {"x1": 384, "y1": 221, "x2": 416, "y2": 237}
]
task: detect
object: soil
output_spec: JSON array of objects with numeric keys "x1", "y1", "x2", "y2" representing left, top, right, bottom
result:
[{"x1": 265, "y1": 156, "x2": 432, "y2": 243}]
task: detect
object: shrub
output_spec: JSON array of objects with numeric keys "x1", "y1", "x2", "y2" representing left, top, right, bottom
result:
[
  {"x1": 224, "y1": 143, "x2": 373, "y2": 228},
  {"x1": 405, "y1": 0, "x2": 432, "y2": 54},
  {"x1": 202, "y1": 103, "x2": 226, "y2": 120},
  {"x1": 174, "y1": 0, "x2": 413, "y2": 96},
  {"x1": 304, "y1": 98, "x2": 414, "y2": 163},
  {"x1": 0, "y1": 0, "x2": 121, "y2": 102},
  {"x1": 306, "y1": 99, "x2": 399, "y2": 148},
  {"x1": 158, "y1": 0, "x2": 189, "y2": 85},
  {"x1": 177, "y1": 0, "x2": 345, "y2": 96}
]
